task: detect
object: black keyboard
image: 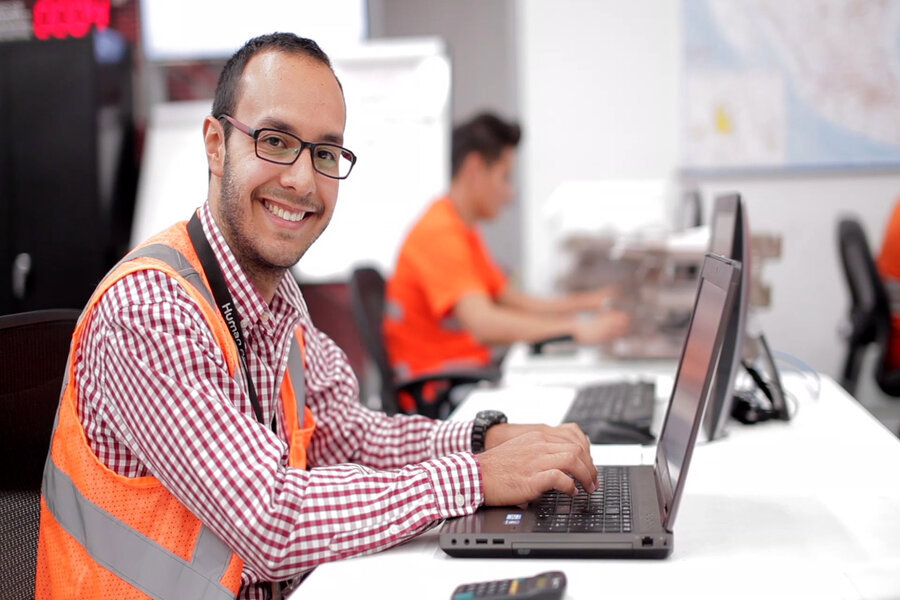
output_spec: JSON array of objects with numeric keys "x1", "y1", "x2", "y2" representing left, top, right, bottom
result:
[
  {"x1": 562, "y1": 380, "x2": 656, "y2": 444},
  {"x1": 533, "y1": 466, "x2": 632, "y2": 533}
]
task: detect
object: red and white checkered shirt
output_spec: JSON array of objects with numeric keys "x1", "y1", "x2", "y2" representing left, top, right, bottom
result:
[{"x1": 74, "y1": 201, "x2": 483, "y2": 599}]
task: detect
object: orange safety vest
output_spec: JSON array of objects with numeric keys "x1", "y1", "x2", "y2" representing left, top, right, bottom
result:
[{"x1": 35, "y1": 220, "x2": 316, "y2": 599}]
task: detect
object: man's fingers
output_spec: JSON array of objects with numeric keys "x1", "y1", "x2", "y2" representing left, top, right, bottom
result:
[
  {"x1": 524, "y1": 433, "x2": 598, "y2": 487},
  {"x1": 535, "y1": 469, "x2": 578, "y2": 497},
  {"x1": 479, "y1": 428, "x2": 599, "y2": 505},
  {"x1": 538, "y1": 424, "x2": 594, "y2": 463},
  {"x1": 540, "y1": 423, "x2": 589, "y2": 445},
  {"x1": 535, "y1": 443, "x2": 598, "y2": 493}
]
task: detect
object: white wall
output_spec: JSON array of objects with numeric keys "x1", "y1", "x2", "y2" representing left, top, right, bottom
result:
[
  {"x1": 697, "y1": 175, "x2": 899, "y2": 379},
  {"x1": 516, "y1": 0, "x2": 900, "y2": 383},
  {"x1": 373, "y1": 0, "x2": 523, "y2": 275},
  {"x1": 516, "y1": 0, "x2": 681, "y2": 293}
]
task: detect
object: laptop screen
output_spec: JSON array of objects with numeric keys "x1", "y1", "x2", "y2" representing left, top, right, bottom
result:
[{"x1": 654, "y1": 254, "x2": 738, "y2": 529}]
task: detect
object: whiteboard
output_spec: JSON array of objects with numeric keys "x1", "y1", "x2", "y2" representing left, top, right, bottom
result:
[
  {"x1": 140, "y1": 0, "x2": 367, "y2": 62},
  {"x1": 131, "y1": 38, "x2": 451, "y2": 283}
]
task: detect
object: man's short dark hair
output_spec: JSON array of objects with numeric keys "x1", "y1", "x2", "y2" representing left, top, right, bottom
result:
[
  {"x1": 211, "y1": 32, "x2": 338, "y2": 139},
  {"x1": 451, "y1": 112, "x2": 522, "y2": 178}
]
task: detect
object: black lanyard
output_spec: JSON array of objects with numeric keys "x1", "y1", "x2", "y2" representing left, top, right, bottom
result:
[{"x1": 187, "y1": 212, "x2": 276, "y2": 432}]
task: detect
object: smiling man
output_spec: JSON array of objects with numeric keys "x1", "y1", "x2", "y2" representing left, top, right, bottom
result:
[{"x1": 34, "y1": 34, "x2": 599, "y2": 600}]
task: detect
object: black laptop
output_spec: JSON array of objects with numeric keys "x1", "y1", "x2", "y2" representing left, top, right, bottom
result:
[{"x1": 439, "y1": 253, "x2": 740, "y2": 559}]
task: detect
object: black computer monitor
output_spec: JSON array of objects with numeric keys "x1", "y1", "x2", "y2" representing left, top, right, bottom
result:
[{"x1": 702, "y1": 193, "x2": 751, "y2": 441}]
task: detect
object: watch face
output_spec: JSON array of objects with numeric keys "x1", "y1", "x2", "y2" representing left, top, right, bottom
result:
[{"x1": 476, "y1": 410, "x2": 507, "y2": 425}]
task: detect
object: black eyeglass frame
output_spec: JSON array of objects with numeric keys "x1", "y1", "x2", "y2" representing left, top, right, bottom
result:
[{"x1": 218, "y1": 114, "x2": 357, "y2": 180}]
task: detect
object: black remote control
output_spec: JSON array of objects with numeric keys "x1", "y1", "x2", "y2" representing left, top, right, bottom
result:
[{"x1": 450, "y1": 570, "x2": 566, "y2": 600}]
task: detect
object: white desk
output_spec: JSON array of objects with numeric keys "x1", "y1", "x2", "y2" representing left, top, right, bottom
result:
[
  {"x1": 295, "y1": 373, "x2": 900, "y2": 599},
  {"x1": 501, "y1": 341, "x2": 679, "y2": 388}
]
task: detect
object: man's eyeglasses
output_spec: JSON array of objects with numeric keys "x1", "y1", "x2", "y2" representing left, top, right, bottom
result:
[{"x1": 218, "y1": 114, "x2": 357, "y2": 180}]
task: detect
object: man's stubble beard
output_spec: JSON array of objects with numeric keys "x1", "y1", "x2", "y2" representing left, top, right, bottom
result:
[{"x1": 218, "y1": 156, "x2": 304, "y2": 284}]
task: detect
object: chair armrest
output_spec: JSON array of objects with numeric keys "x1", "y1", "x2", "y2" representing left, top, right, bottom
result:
[
  {"x1": 395, "y1": 366, "x2": 502, "y2": 419},
  {"x1": 876, "y1": 366, "x2": 900, "y2": 397},
  {"x1": 529, "y1": 334, "x2": 575, "y2": 355},
  {"x1": 396, "y1": 365, "x2": 501, "y2": 391}
]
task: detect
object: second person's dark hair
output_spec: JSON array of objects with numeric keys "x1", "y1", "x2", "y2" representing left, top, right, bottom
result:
[{"x1": 451, "y1": 112, "x2": 522, "y2": 178}]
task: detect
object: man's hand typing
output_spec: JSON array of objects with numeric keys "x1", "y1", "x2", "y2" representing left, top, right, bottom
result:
[{"x1": 477, "y1": 423, "x2": 597, "y2": 506}]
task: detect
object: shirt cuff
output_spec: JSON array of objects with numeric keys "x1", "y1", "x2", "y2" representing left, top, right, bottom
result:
[{"x1": 420, "y1": 451, "x2": 483, "y2": 519}]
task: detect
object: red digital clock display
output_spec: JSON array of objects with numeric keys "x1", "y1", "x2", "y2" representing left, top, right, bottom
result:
[{"x1": 32, "y1": 0, "x2": 110, "y2": 40}]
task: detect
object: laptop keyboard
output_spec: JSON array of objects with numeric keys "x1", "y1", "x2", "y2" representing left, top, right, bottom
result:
[
  {"x1": 533, "y1": 466, "x2": 633, "y2": 533},
  {"x1": 562, "y1": 380, "x2": 656, "y2": 443}
]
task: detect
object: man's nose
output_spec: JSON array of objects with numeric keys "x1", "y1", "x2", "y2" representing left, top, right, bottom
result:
[{"x1": 280, "y1": 147, "x2": 318, "y2": 194}]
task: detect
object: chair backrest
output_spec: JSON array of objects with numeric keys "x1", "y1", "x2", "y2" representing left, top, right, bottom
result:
[
  {"x1": 837, "y1": 218, "x2": 893, "y2": 396},
  {"x1": 348, "y1": 267, "x2": 400, "y2": 414},
  {"x1": 0, "y1": 308, "x2": 80, "y2": 600}
]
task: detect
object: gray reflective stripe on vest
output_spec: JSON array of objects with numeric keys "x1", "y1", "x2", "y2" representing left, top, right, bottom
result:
[
  {"x1": 39, "y1": 242, "x2": 235, "y2": 598},
  {"x1": 41, "y1": 241, "x2": 307, "y2": 595},
  {"x1": 42, "y1": 455, "x2": 234, "y2": 600},
  {"x1": 287, "y1": 335, "x2": 306, "y2": 426},
  {"x1": 127, "y1": 243, "x2": 214, "y2": 306}
]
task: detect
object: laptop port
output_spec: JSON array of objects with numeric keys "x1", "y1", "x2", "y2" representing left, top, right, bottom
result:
[
  {"x1": 475, "y1": 538, "x2": 488, "y2": 545},
  {"x1": 641, "y1": 536, "x2": 653, "y2": 547},
  {"x1": 492, "y1": 539, "x2": 504, "y2": 545}
]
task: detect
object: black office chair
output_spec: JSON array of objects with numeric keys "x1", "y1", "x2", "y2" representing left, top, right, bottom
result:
[
  {"x1": 837, "y1": 218, "x2": 900, "y2": 398},
  {"x1": 0, "y1": 308, "x2": 80, "y2": 600},
  {"x1": 348, "y1": 266, "x2": 500, "y2": 419}
]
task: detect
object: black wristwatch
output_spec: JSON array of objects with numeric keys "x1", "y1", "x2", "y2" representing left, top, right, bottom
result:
[{"x1": 471, "y1": 410, "x2": 507, "y2": 454}]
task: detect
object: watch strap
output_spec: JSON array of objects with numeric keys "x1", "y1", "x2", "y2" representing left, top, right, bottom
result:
[{"x1": 471, "y1": 410, "x2": 507, "y2": 453}]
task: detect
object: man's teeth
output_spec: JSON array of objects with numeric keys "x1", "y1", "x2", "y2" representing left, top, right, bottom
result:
[{"x1": 265, "y1": 201, "x2": 307, "y2": 222}]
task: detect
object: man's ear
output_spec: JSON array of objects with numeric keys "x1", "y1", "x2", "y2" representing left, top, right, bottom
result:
[
  {"x1": 459, "y1": 152, "x2": 487, "y2": 181},
  {"x1": 203, "y1": 115, "x2": 226, "y2": 177}
]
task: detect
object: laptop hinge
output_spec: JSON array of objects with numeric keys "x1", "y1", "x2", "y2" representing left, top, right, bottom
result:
[{"x1": 652, "y1": 461, "x2": 671, "y2": 531}]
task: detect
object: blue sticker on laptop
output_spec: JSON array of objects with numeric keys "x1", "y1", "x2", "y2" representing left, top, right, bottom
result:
[{"x1": 504, "y1": 513, "x2": 523, "y2": 526}]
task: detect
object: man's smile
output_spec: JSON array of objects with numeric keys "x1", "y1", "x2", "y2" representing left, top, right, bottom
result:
[{"x1": 263, "y1": 199, "x2": 309, "y2": 223}]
